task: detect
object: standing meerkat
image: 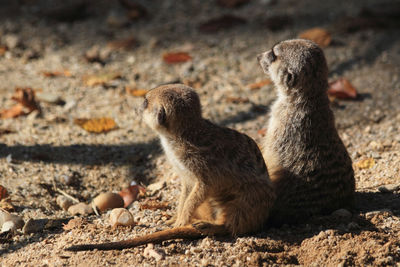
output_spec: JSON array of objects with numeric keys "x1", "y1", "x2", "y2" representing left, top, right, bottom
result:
[
  {"x1": 66, "y1": 84, "x2": 275, "y2": 251},
  {"x1": 257, "y1": 39, "x2": 355, "y2": 225}
]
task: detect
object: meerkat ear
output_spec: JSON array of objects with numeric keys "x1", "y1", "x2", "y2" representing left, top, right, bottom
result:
[
  {"x1": 285, "y1": 70, "x2": 297, "y2": 88},
  {"x1": 157, "y1": 106, "x2": 167, "y2": 126}
]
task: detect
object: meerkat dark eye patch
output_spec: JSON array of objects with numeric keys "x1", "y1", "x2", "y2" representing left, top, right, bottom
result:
[
  {"x1": 157, "y1": 106, "x2": 167, "y2": 126},
  {"x1": 285, "y1": 71, "x2": 297, "y2": 87}
]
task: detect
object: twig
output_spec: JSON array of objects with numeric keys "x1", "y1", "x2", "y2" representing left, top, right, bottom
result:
[{"x1": 56, "y1": 188, "x2": 80, "y2": 204}]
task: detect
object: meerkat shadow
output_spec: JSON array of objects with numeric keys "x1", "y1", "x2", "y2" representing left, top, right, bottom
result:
[{"x1": 354, "y1": 191, "x2": 400, "y2": 216}]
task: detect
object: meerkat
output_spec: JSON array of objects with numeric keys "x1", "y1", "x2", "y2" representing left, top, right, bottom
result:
[
  {"x1": 257, "y1": 39, "x2": 355, "y2": 225},
  {"x1": 66, "y1": 84, "x2": 275, "y2": 251}
]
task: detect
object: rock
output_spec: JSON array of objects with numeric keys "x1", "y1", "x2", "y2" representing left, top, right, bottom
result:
[
  {"x1": 22, "y1": 218, "x2": 48, "y2": 234},
  {"x1": 0, "y1": 210, "x2": 24, "y2": 229},
  {"x1": 378, "y1": 184, "x2": 399, "y2": 193},
  {"x1": 36, "y1": 92, "x2": 64, "y2": 105},
  {"x1": 68, "y1": 202, "x2": 93, "y2": 216},
  {"x1": 56, "y1": 195, "x2": 74, "y2": 211},
  {"x1": 92, "y1": 192, "x2": 124, "y2": 212},
  {"x1": 331, "y1": 209, "x2": 352, "y2": 219},
  {"x1": 147, "y1": 181, "x2": 166, "y2": 196},
  {"x1": 4, "y1": 34, "x2": 20, "y2": 49},
  {"x1": 109, "y1": 208, "x2": 135, "y2": 228},
  {"x1": 144, "y1": 244, "x2": 164, "y2": 261},
  {"x1": 1, "y1": 221, "x2": 17, "y2": 232}
]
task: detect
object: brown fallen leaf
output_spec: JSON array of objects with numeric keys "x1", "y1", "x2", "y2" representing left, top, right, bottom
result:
[
  {"x1": 140, "y1": 199, "x2": 169, "y2": 211},
  {"x1": 74, "y1": 117, "x2": 118, "y2": 133},
  {"x1": 63, "y1": 218, "x2": 87, "y2": 231},
  {"x1": 125, "y1": 87, "x2": 148, "y2": 97},
  {"x1": 119, "y1": 184, "x2": 146, "y2": 208},
  {"x1": 42, "y1": 70, "x2": 72, "y2": 78},
  {"x1": 328, "y1": 78, "x2": 358, "y2": 99},
  {"x1": 0, "y1": 185, "x2": 9, "y2": 201},
  {"x1": 107, "y1": 36, "x2": 137, "y2": 50},
  {"x1": 1, "y1": 88, "x2": 41, "y2": 119},
  {"x1": 0, "y1": 46, "x2": 7, "y2": 56},
  {"x1": 226, "y1": 96, "x2": 250, "y2": 104},
  {"x1": 163, "y1": 52, "x2": 192, "y2": 64},
  {"x1": 299, "y1": 27, "x2": 332, "y2": 48},
  {"x1": 247, "y1": 79, "x2": 272, "y2": 90},
  {"x1": 83, "y1": 72, "x2": 121, "y2": 87},
  {"x1": 0, "y1": 199, "x2": 14, "y2": 211},
  {"x1": 355, "y1": 158, "x2": 375, "y2": 170},
  {"x1": 198, "y1": 15, "x2": 246, "y2": 33},
  {"x1": 217, "y1": 0, "x2": 250, "y2": 8},
  {"x1": 257, "y1": 128, "x2": 267, "y2": 137}
]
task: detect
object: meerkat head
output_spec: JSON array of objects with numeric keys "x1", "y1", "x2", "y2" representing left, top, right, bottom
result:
[
  {"x1": 257, "y1": 39, "x2": 328, "y2": 96},
  {"x1": 141, "y1": 84, "x2": 202, "y2": 135}
]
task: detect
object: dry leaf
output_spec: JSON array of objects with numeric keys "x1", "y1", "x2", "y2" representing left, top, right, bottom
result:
[
  {"x1": 198, "y1": 15, "x2": 246, "y2": 33},
  {"x1": 226, "y1": 96, "x2": 250, "y2": 104},
  {"x1": 299, "y1": 27, "x2": 332, "y2": 48},
  {"x1": 118, "y1": 185, "x2": 146, "y2": 208},
  {"x1": 63, "y1": 218, "x2": 87, "y2": 231},
  {"x1": 83, "y1": 72, "x2": 121, "y2": 87},
  {"x1": 140, "y1": 199, "x2": 169, "y2": 211},
  {"x1": 217, "y1": 0, "x2": 250, "y2": 8},
  {"x1": 42, "y1": 70, "x2": 72, "y2": 77},
  {"x1": 0, "y1": 185, "x2": 9, "y2": 201},
  {"x1": 107, "y1": 37, "x2": 137, "y2": 50},
  {"x1": 0, "y1": 199, "x2": 14, "y2": 211},
  {"x1": 74, "y1": 117, "x2": 118, "y2": 133},
  {"x1": 163, "y1": 52, "x2": 192, "y2": 64},
  {"x1": 0, "y1": 104, "x2": 25, "y2": 119},
  {"x1": 0, "y1": 46, "x2": 7, "y2": 56},
  {"x1": 355, "y1": 158, "x2": 375, "y2": 169},
  {"x1": 0, "y1": 88, "x2": 41, "y2": 119},
  {"x1": 257, "y1": 128, "x2": 267, "y2": 137},
  {"x1": 328, "y1": 78, "x2": 358, "y2": 99},
  {"x1": 125, "y1": 87, "x2": 147, "y2": 97},
  {"x1": 247, "y1": 79, "x2": 272, "y2": 90}
]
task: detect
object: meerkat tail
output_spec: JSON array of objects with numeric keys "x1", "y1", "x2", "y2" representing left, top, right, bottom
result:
[{"x1": 65, "y1": 225, "x2": 204, "y2": 251}]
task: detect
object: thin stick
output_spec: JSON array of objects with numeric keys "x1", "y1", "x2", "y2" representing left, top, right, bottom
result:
[{"x1": 56, "y1": 188, "x2": 80, "y2": 204}]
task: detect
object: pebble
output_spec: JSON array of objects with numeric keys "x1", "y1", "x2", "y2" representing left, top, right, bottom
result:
[
  {"x1": 36, "y1": 92, "x2": 63, "y2": 105},
  {"x1": 1, "y1": 221, "x2": 17, "y2": 232},
  {"x1": 147, "y1": 181, "x2": 166, "y2": 196},
  {"x1": 56, "y1": 195, "x2": 74, "y2": 211},
  {"x1": 109, "y1": 208, "x2": 135, "y2": 227},
  {"x1": 22, "y1": 218, "x2": 48, "y2": 234},
  {"x1": 4, "y1": 34, "x2": 20, "y2": 49},
  {"x1": 93, "y1": 192, "x2": 124, "y2": 212},
  {"x1": 0, "y1": 210, "x2": 24, "y2": 229},
  {"x1": 331, "y1": 209, "x2": 352, "y2": 219},
  {"x1": 378, "y1": 184, "x2": 399, "y2": 193},
  {"x1": 68, "y1": 202, "x2": 93, "y2": 216},
  {"x1": 144, "y1": 244, "x2": 164, "y2": 261}
]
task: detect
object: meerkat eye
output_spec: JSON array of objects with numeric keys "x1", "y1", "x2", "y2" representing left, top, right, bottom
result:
[{"x1": 142, "y1": 98, "x2": 148, "y2": 109}]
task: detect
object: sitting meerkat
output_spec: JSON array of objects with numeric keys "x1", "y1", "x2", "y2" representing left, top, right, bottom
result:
[
  {"x1": 257, "y1": 39, "x2": 355, "y2": 225},
  {"x1": 66, "y1": 84, "x2": 275, "y2": 251}
]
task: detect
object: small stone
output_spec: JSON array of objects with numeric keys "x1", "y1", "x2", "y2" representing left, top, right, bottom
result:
[
  {"x1": 36, "y1": 92, "x2": 63, "y2": 105},
  {"x1": 109, "y1": 208, "x2": 135, "y2": 228},
  {"x1": 331, "y1": 209, "x2": 352, "y2": 219},
  {"x1": 0, "y1": 211, "x2": 24, "y2": 230},
  {"x1": 68, "y1": 202, "x2": 93, "y2": 216},
  {"x1": 6, "y1": 154, "x2": 12, "y2": 164},
  {"x1": 147, "y1": 181, "x2": 166, "y2": 196},
  {"x1": 378, "y1": 184, "x2": 400, "y2": 193},
  {"x1": 1, "y1": 221, "x2": 17, "y2": 232},
  {"x1": 56, "y1": 195, "x2": 74, "y2": 211},
  {"x1": 22, "y1": 218, "x2": 48, "y2": 235},
  {"x1": 144, "y1": 244, "x2": 164, "y2": 261},
  {"x1": 347, "y1": 222, "x2": 359, "y2": 230},
  {"x1": 201, "y1": 259, "x2": 209, "y2": 267},
  {"x1": 4, "y1": 34, "x2": 20, "y2": 49},
  {"x1": 93, "y1": 192, "x2": 124, "y2": 212}
]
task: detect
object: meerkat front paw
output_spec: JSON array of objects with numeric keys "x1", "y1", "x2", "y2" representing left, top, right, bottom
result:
[{"x1": 192, "y1": 221, "x2": 227, "y2": 236}]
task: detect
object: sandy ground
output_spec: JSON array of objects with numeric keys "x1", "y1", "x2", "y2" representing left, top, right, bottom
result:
[{"x1": 1, "y1": 0, "x2": 400, "y2": 266}]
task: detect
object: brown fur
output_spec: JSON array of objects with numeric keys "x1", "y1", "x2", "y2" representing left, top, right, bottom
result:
[
  {"x1": 66, "y1": 84, "x2": 275, "y2": 251},
  {"x1": 257, "y1": 39, "x2": 355, "y2": 225}
]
